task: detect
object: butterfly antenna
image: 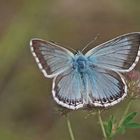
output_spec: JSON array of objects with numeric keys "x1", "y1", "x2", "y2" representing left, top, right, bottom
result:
[
  {"x1": 67, "y1": 46, "x2": 77, "y2": 53},
  {"x1": 81, "y1": 34, "x2": 100, "y2": 52},
  {"x1": 50, "y1": 40, "x2": 77, "y2": 53}
]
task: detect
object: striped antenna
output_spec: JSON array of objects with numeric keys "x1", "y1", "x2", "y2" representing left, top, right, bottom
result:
[{"x1": 81, "y1": 34, "x2": 100, "y2": 52}]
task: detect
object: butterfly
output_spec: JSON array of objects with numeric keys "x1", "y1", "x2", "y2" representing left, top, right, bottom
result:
[{"x1": 30, "y1": 32, "x2": 140, "y2": 110}]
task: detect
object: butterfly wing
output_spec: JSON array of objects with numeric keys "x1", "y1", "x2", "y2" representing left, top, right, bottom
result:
[
  {"x1": 85, "y1": 32, "x2": 140, "y2": 72},
  {"x1": 83, "y1": 66, "x2": 127, "y2": 107},
  {"x1": 30, "y1": 39, "x2": 74, "y2": 78},
  {"x1": 52, "y1": 68, "x2": 84, "y2": 110},
  {"x1": 53, "y1": 65, "x2": 127, "y2": 109}
]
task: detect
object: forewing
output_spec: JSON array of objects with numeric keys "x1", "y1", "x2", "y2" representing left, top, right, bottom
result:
[
  {"x1": 84, "y1": 67, "x2": 127, "y2": 107},
  {"x1": 52, "y1": 68, "x2": 84, "y2": 110},
  {"x1": 30, "y1": 39, "x2": 74, "y2": 78},
  {"x1": 85, "y1": 32, "x2": 140, "y2": 72}
]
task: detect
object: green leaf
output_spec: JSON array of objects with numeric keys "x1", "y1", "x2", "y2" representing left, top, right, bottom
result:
[
  {"x1": 104, "y1": 116, "x2": 114, "y2": 138},
  {"x1": 117, "y1": 126, "x2": 126, "y2": 134},
  {"x1": 126, "y1": 122, "x2": 140, "y2": 128},
  {"x1": 108, "y1": 116, "x2": 113, "y2": 135},
  {"x1": 122, "y1": 112, "x2": 138, "y2": 125},
  {"x1": 106, "y1": 120, "x2": 112, "y2": 137}
]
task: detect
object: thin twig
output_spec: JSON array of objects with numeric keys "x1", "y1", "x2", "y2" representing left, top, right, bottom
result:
[
  {"x1": 66, "y1": 115, "x2": 75, "y2": 140},
  {"x1": 98, "y1": 110, "x2": 107, "y2": 139},
  {"x1": 118, "y1": 99, "x2": 133, "y2": 127}
]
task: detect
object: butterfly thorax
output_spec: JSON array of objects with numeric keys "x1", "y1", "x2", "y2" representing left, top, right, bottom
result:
[{"x1": 72, "y1": 52, "x2": 88, "y2": 73}]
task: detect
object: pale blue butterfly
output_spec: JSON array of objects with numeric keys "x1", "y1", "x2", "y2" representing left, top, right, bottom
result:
[{"x1": 30, "y1": 32, "x2": 140, "y2": 110}]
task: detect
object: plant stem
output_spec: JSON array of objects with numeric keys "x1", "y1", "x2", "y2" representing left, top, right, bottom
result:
[
  {"x1": 98, "y1": 110, "x2": 107, "y2": 139},
  {"x1": 118, "y1": 99, "x2": 133, "y2": 127},
  {"x1": 66, "y1": 115, "x2": 75, "y2": 140}
]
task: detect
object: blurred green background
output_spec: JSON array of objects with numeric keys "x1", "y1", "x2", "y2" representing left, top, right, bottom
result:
[{"x1": 0, "y1": 0, "x2": 140, "y2": 140}]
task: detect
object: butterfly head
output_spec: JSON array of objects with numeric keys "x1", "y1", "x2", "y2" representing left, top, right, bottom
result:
[{"x1": 73, "y1": 52, "x2": 88, "y2": 73}]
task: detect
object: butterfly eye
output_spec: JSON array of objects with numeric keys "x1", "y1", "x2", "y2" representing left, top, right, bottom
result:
[{"x1": 74, "y1": 50, "x2": 78, "y2": 55}]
